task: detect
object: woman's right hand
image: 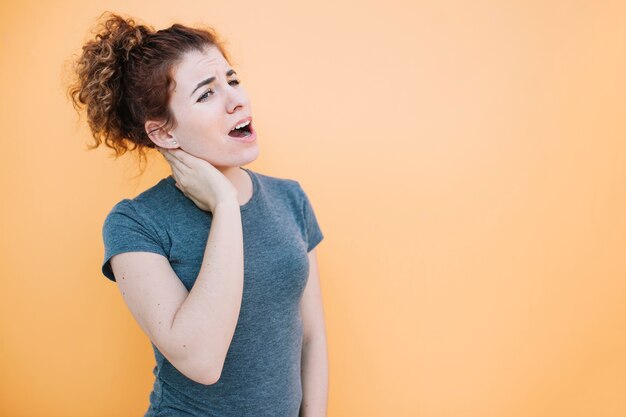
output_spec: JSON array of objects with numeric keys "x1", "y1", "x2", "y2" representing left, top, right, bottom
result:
[{"x1": 158, "y1": 148, "x2": 239, "y2": 213}]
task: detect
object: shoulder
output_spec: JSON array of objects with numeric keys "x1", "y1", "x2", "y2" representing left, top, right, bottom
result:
[
  {"x1": 253, "y1": 169, "x2": 300, "y2": 190},
  {"x1": 102, "y1": 176, "x2": 179, "y2": 237},
  {"x1": 104, "y1": 176, "x2": 177, "y2": 219},
  {"x1": 253, "y1": 171, "x2": 303, "y2": 195},
  {"x1": 101, "y1": 178, "x2": 175, "y2": 282},
  {"x1": 131, "y1": 176, "x2": 179, "y2": 210},
  {"x1": 101, "y1": 177, "x2": 175, "y2": 254},
  {"x1": 252, "y1": 169, "x2": 306, "y2": 200}
]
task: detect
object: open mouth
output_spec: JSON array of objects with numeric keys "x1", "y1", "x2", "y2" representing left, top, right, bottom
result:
[{"x1": 228, "y1": 120, "x2": 252, "y2": 138}]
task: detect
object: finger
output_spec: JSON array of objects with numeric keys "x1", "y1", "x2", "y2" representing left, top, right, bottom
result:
[
  {"x1": 178, "y1": 183, "x2": 192, "y2": 200},
  {"x1": 172, "y1": 163, "x2": 186, "y2": 182},
  {"x1": 159, "y1": 148, "x2": 176, "y2": 166},
  {"x1": 158, "y1": 147, "x2": 179, "y2": 163},
  {"x1": 167, "y1": 160, "x2": 181, "y2": 181},
  {"x1": 170, "y1": 167, "x2": 184, "y2": 186},
  {"x1": 187, "y1": 195, "x2": 207, "y2": 211},
  {"x1": 167, "y1": 148, "x2": 193, "y2": 169},
  {"x1": 162, "y1": 152, "x2": 189, "y2": 179},
  {"x1": 159, "y1": 148, "x2": 176, "y2": 164}
]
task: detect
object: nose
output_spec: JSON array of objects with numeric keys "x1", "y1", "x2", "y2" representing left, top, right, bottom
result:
[{"x1": 225, "y1": 83, "x2": 246, "y2": 114}]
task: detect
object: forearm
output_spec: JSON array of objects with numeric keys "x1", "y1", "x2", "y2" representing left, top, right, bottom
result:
[
  {"x1": 170, "y1": 201, "x2": 244, "y2": 380},
  {"x1": 300, "y1": 336, "x2": 329, "y2": 417}
]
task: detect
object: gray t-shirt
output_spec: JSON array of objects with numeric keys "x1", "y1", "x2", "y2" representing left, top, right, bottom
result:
[{"x1": 101, "y1": 167, "x2": 324, "y2": 417}]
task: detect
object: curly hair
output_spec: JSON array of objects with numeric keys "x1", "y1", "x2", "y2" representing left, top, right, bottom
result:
[{"x1": 67, "y1": 11, "x2": 232, "y2": 166}]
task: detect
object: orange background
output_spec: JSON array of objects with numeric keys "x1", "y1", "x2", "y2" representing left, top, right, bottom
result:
[{"x1": 1, "y1": 1, "x2": 625, "y2": 416}]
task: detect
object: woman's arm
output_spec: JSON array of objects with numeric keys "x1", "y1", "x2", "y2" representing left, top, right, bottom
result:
[
  {"x1": 299, "y1": 249, "x2": 329, "y2": 417},
  {"x1": 167, "y1": 201, "x2": 244, "y2": 382},
  {"x1": 111, "y1": 200, "x2": 243, "y2": 386}
]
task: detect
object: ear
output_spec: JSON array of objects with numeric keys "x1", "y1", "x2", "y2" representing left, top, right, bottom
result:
[{"x1": 144, "y1": 120, "x2": 179, "y2": 149}]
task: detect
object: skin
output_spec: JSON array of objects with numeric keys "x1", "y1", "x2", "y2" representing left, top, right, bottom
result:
[{"x1": 144, "y1": 45, "x2": 329, "y2": 415}]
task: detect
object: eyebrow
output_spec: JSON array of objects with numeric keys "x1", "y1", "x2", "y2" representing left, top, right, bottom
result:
[{"x1": 190, "y1": 69, "x2": 237, "y2": 97}]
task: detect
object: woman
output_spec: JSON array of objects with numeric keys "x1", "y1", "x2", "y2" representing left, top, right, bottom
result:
[{"x1": 68, "y1": 12, "x2": 328, "y2": 417}]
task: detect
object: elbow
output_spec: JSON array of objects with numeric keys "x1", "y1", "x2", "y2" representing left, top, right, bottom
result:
[
  {"x1": 197, "y1": 363, "x2": 223, "y2": 386},
  {"x1": 194, "y1": 360, "x2": 220, "y2": 385},
  {"x1": 178, "y1": 363, "x2": 220, "y2": 386},
  {"x1": 183, "y1": 356, "x2": 224, "y2": 386},
  {"x1": 162, "y1": 338, "x2": 227, "y2": 385},
  {"x1": 193, "y1": 373, "x2": 217, "y2": 386},
  {"x1": 199, "y1": 347, "x2": 228, "y2": 385}
]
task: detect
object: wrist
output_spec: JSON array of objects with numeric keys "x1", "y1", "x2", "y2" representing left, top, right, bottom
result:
[{"x1": 213, "y1": 199, "x2": 240, "y2": 213}]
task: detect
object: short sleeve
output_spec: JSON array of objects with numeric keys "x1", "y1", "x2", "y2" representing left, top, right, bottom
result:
[
  {"x1": 299, "y1": 186, "x2": 324, "y2": 253},
  {"x1": 101, "y1": 199, "x2": 167, "y2": 282}
]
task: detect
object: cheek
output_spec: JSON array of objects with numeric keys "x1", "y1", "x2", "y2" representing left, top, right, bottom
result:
[{"x1": 177, "y1": 109, "x2": 222, "y2": 139}]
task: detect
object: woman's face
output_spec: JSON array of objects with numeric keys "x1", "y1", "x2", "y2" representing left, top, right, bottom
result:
[{"x1": 165, "y1": 45, "x2": 259, "y2": 168}]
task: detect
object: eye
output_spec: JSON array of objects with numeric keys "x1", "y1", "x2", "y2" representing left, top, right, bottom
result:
[
  {"x1": 228, "y1": 79, "x2": 240, "y2": 86},
  {"x1": 197, "y1": 89, "x2": 214, "y2": 102}
]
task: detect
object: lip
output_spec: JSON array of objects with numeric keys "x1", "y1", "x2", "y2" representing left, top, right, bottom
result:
[{"x1": 229, "y1": 116, "x2": 252, "y2": 133}]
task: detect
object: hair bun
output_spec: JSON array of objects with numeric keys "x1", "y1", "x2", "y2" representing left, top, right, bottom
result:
[
  {"x1": 68, "y1": 12, "x2": 155, "y2": 161},
  {"x1": 96, "y1": 12, "x2": 153, "y2": 62}
]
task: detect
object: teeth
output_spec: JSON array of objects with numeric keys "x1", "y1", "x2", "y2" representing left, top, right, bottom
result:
[{"x1": 232, "y1": 120, "x2": 251, "y2": 131}]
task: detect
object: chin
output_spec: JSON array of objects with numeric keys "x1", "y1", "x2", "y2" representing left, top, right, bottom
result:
[
  {"x1": 241, "y1": 146, "x2": 260, "y2": 165},
  {"x1": 233, "y1": 144, "x2": 260, "y2": 166},
  {"x1": 212, "y1": 147, "x2": 260, "y2": 169}
]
